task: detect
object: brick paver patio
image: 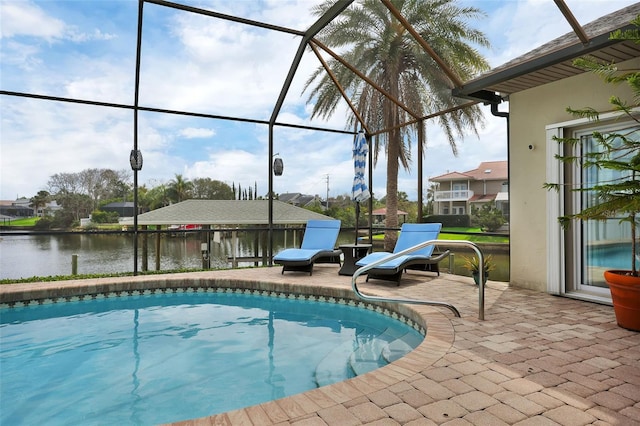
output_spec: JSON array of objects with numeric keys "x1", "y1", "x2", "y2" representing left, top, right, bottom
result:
[{"x1": 1, "y1": 264, "x2": 638, "y2": 425}]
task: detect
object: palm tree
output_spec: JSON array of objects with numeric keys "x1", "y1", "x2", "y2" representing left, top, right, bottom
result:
[
  {"x1": 167, "y1": 174, "x2": 193, "y2": 204},
  {"x1": 304, "y1": 0, "x2": 489, "y2": 250},
  {"x1": 146, "y1": 184, "x2": 171, "y2": 210},
  {"x1": 29, "y1": 190, "x2": 50, "y2": 217},
  {"x1": 426, "y1": 182, "x2": 439, "y2": 215}
]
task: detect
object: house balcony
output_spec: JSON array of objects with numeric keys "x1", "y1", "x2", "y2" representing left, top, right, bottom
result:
[{"x1": 434, "y1": 190, "x2": 473, "y2": 202}]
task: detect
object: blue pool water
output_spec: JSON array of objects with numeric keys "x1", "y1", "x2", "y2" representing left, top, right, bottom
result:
[
  {"x1": 587, "y1": 243, "x2": 639, "y2": 270},
  {"x1": 0, "y1": 290, "x2": 423, "y2": 425}
]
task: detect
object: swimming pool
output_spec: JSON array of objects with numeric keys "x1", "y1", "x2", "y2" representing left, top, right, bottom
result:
[
  {"x1": 587, "y1": 242, "x2": 639, "y2": 270},
  {"x1": 0, "y1": 288, "x2": 423, "y2": 425}
]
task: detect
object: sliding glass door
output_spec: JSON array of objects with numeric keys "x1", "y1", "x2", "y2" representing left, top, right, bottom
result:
[{"x1": 570, "y1": 126, "x2": 639, "y2": 293}]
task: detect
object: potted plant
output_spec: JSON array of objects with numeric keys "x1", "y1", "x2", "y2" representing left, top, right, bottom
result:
[
  {"x1": 462, "y1": 254, "x2": 495, "y2": 286},
  {"x1": 544, "y1": 17, "x2": 640, "y2": 331}
]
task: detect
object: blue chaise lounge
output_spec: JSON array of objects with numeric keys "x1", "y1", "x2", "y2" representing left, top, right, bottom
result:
[
  {"x1": 355, "y1": 223, "x2": 449, "y2": 284},
  {"x1": 273, "y1": 219, "x2": 342, "y2": 275}
]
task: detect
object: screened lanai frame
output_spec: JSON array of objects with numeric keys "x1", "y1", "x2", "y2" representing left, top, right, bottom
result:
[{"x1": 1, "y1": 0, "x2": 594, "y2": 274}]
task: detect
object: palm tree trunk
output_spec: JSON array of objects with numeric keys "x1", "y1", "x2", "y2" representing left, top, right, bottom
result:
[{"x1": 384, "y1": 127, "x2": 400, "y2": 251}]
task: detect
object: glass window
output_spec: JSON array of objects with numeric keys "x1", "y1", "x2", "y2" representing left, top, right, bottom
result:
[
  {"x1": 573, "y1": 127, "x2": 639, "y2": 289},
  {"x1": 452, "y1": 183, "x2": 467, "y2": 198}
]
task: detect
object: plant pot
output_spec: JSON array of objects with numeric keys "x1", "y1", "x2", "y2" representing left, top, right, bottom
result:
[
  {"x1": 472, "y1": 271, "x2": 488, "y2": 286},
  {"x1": 605, "y1": 270, "x2": 640, "y2": 332}
]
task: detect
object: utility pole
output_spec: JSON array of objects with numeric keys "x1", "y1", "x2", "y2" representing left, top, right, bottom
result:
[{"x1": 325, "y1": 174, "x2": 330, "y2": 210}]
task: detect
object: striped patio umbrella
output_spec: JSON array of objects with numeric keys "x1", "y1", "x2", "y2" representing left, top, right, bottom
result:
[{"x1": 352, "y1": 130, "x2": 370, "y2": 244}]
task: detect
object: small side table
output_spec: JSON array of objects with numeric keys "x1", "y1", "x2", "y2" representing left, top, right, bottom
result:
[{"x1": 338, "y1": 243, "x2": 372, "y2": 276}]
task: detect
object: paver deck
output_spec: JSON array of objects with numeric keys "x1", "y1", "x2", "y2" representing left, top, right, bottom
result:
[{"x1": 1, "y1": 264, "x2": 638, "y2": 425}]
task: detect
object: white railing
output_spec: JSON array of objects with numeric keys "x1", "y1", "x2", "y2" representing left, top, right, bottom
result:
[{"x1": 434, "y1": 190, "x2": 473, "y2": 201}]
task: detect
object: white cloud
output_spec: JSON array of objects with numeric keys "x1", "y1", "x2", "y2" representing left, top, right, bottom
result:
[
  {"x1": 66, "y1": 27, "x2": 117, "y2": 42},
  {"x1": 1, "y1": 99, "x2": 133, "y2": 197},
  {"x1": 0, "y1": 1, "x2": 65, "y2": 40},
  {"x1": 188, "y1": 150, "x2": 262, "y2": 188},
  {"x1": 1, "y1": 0, "x2": 636, "y2": 201},
  {"x1": 64, "y1": 68, "x2": 134, "y2": 104},
  {"x1": 0, "y1": 1, "x2": 117, "y2": 42},
  {"x1": 136, "y1": 9, "x2": 307, "y2": 119},
  {"x1": 2, "y1": 40, "x2": 43, "y2": 70},
  {"x1": 179, "y1": 127, "x2": 216, "y2": 139},
  {"x1": 478, "y1": 0, "x2": 638, "y2": 66}
]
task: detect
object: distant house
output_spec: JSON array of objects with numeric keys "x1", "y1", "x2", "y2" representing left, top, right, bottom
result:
[
  {"x1": 0, "y1": 198, "x2": 61, "y2": 218},
  {"x1": 369, "y1": 207, "x2": 408, "y2": 226},
  {"x1": 430, "y1": 161, "x2": 508, "y2": 217},
  {"x1": 102, "y1": 202, "x2": 135, "y2": 217},
  {"x1": 0, "y1": 200, "x2": 33, "y2": 217},
  {"x1": 278, "y1": 193, "x2": 323, "y2": 209},
  {"x1": 42, "y1": 200, "x2": 62, "y2": 216}
]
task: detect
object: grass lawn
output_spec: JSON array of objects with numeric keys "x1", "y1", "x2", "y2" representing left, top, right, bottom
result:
[
  {"x1": 439, "y1": 228, "x2": 509, "y2": 243},
  {"x1": 372, "y1": 227, "x2": 509, "y2": 244},
  {"x1": 1, "y1": 218, "x2": 125, "y2": 230},
  {"x1": 2, "y1": 217, "x2": 39, "y2": 226}
]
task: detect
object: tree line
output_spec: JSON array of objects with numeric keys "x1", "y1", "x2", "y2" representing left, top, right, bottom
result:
[
  {"x1": 29, "y1": 168, "x2": 263, "y2": 229},
  {"x1": 27, "y1": 168, "x2": 432, "y2": 230},
  {"x1": 26, "y1": 168, "x2": 505, "y2": 231}
]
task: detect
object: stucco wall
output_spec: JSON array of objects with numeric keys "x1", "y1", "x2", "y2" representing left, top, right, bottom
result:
[
  {"x1": 508, "y1": 58, "x2": 638, "y2": 292},
  {"x1": 485, "y1": 180, "x2": 506, "y2": 194}
]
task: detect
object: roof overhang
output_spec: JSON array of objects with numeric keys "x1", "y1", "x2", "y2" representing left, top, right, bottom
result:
[
  {"x1": 469, "y1": 194, "x2": 497, "y2": 203},
  {"x1": 120, "y1": 200, "x2": 333, "y2": 226},
  {"x1": 453, "y1": 7, "x2": 640, "y2": 103},
  {"x1": 495, "y1": 192, "x2": 509, "y2": 202}
]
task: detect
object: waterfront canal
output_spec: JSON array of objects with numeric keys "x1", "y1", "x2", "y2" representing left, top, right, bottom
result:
[{"x1": 0, "y1": 230, "x2": 511, "y2": 282}]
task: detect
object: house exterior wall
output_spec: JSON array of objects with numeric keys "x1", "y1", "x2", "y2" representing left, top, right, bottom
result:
[
  {"x1": 435, "y1": 178, "x2": 506, "y2": 215},
  {"x1": 508, "y1": 57, "x2": 638, "y2": 292},
  {"x1": 470, "y1": 180, "x2": 504, "y2": 195},
  {"x1": 468, "y1": 181, "x2": 482, "y2": 195},
  {"x1": 438, "y1": 180, "x2": 470, "y2": 190}
]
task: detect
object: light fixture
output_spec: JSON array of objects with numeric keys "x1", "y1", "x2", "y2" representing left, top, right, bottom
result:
[
  {"x1": 273, "y1": 156, "x2": 284, "y2": 176},
  {"x1": 129, "y1": 149, "x2": 143, "y2": 171}
]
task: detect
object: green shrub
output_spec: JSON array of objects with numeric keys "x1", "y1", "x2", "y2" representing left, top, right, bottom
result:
[
  {"x1": 470, "y1": 204, "x2": 506, "y2": 232},
  {"x1": 34, "y1": 217, "x2": 53, "y2": 230},
  {"x1": 90, "y1": 210, "x2": 120, "y2": 224}
]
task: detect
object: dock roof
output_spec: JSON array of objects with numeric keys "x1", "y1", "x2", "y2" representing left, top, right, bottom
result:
[{"x1": 121, "y1": 199, "x2": 333, "y2": 226}]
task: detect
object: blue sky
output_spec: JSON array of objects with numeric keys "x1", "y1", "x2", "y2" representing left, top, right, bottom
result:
[{"x1": 1, "y1": 0, "x2": 637, "y2": 201}]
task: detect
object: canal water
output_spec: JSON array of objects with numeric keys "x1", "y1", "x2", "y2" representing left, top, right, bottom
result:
[
  {"x1": 0, "y1": 231, "x2": 357, "y2": 281},
  {"x1": 0, "y1": 231, "x2": 511, "y2": 282}
]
